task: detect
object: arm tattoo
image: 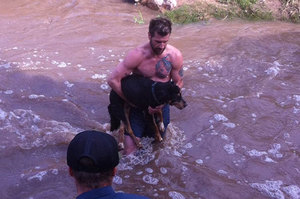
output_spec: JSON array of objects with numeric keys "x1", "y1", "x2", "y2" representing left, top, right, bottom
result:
[{"x1": 179, "y1": 67, "x2": 184, "y2": 77}]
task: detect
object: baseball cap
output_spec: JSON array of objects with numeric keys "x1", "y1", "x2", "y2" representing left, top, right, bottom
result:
[{"x1": 67, "y1": 130, "x2": 119, "y2": 173}]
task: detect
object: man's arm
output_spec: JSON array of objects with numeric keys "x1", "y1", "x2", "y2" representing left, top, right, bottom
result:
[
  {"x1": 108, "y1": 48, "x2": 142, "y2": 102},
  {"x1": 170, "y1": 49, "x2": 184, "y2": 88}
]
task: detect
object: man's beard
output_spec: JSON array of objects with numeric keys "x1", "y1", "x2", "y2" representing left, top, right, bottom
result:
[{"x1": 150, "y1": 40, "x2": 165, "y2": 55}]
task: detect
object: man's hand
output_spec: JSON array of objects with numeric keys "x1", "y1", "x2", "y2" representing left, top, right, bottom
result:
[{"x1": 148, "y1": 105, "x2": 164, "y2": 115}]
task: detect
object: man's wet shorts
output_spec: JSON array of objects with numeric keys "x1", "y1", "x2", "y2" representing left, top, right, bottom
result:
[{"x1": 125, "y1": 104, "x2": 170, "y2": 138}]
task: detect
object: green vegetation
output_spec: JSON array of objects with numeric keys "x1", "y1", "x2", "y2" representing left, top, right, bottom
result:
[
  {"x1": 162, "y1": 0, "x2": 298, "y2": 24},
  {"x1": 163, "y1": 5, "x2": 207, "y2": 24},
  {"x1": 134, "y1": 10, "x2": 145, "y2": 24},
  {"x1": 279, "y1": 0, "x2": 299, "y2": 23},
  {"x1": 217, "y1": 0, "x2": 257, "y2": 10}
]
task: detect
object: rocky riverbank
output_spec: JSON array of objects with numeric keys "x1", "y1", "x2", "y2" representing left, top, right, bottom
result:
[{"x1": 137, "y1": 0, "x2": 299, "y2": 23}]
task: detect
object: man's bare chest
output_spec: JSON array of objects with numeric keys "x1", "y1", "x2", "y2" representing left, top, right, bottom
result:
[{"x1": 135, "y1": 54, "x2": 173, "y2": 79}]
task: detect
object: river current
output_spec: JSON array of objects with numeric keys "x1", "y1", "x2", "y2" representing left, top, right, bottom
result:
[{"x1": 0, "y1": 0, "x2": 300, "y2": 199}]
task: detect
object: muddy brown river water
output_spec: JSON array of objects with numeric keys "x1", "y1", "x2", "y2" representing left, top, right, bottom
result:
[{"x1": 0, "y1": 0, "x2": 300, "y2": 199}]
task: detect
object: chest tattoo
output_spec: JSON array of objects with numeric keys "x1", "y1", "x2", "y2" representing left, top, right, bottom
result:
[{"x1": 155, "y1": 54, "x2": 172, "y2": 78}]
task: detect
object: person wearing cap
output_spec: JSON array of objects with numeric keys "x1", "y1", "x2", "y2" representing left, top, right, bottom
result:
[{"x1": 67, "y1": 130, "x2": 150, "y2": 199}]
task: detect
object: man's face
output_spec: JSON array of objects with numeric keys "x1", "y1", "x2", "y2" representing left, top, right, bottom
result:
[{"x1": 149, "y1": 32, "x2": 170, "y2": 55}]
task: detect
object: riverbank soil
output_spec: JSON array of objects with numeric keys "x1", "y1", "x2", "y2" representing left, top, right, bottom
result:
[{"x1": 169, "y1": 0, "x2": 300, "y2": 23}]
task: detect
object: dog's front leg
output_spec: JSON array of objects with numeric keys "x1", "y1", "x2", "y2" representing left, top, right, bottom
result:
[
  {"x1": 156, "y1": 110, "x2": 165, "y2": 133},
  {"x1": 118, "y1": 122, "x2": 125, "y2": 150},
  {"x1": 124, "y1": 103, "x2": 142, "y2": 148},
  {"x1": 152, "y1": 114, "x2": 163, "y2": 142}
]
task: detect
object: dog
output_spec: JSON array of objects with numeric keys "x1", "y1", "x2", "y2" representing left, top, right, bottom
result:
[{"x1": 108, "y1": 74, "x2": 187, "y2": 150}]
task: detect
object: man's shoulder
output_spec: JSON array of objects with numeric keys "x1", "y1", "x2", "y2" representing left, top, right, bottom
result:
[
  {"x1": 167, "y1": 44, "x2": 181, "y2": 53},
  {"x1": 115, "y1": 192, "x2": 150, "y2": 199},
  {"x1": 126, "y1": 45, "x2": 149, "y2": 61}
]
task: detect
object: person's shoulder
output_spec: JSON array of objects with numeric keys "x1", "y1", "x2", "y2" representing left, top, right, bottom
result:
[
  {"x1": 124, "y1": 44, "x2": 148, "y2": 66},
  {"x1": 167, "y1": 44, "x2": 182, "y2": 57},
  {"x1": 115, "y1": 192, "x2": 151, "y2": 199},
  {"x1": 128, "y1": 43, "x2": 148, "y2": 56}
]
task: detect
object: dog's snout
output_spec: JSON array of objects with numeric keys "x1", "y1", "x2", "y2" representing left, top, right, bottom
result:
[
  {"x1": 171, "y1": 98, "x2": 187, "y2": 110},
  {"x1": 183, "y1": 99, "x2": 187, "y2": 107}
]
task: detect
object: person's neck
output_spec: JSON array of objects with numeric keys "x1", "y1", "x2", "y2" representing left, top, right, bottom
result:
[{"x1": 76, "y1": 181, "x2": 111, "y2": 195}]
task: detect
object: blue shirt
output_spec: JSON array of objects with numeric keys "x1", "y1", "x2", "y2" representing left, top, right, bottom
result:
[{"x1": 76, "y1": 186, "x2": 150, "y2": 199}]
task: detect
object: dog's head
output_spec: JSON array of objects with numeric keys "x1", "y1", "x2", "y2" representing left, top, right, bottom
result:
[{"x1": 156, "y1": 82, "x2": 187, "y2": 109}]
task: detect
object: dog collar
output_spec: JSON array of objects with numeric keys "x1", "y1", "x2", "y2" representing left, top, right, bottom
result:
[{"x1": 151, "y1": 82, "x2": 161, "y2": 105}]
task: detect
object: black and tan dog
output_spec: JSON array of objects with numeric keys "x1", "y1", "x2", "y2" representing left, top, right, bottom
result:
[{"x1": 108, "y1": 74, "x2": 187, "y2": 150}]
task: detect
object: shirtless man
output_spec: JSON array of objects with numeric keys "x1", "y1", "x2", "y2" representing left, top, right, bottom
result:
[{"x1": 108, "y1": 17, "x2": 184, "y2": 155}]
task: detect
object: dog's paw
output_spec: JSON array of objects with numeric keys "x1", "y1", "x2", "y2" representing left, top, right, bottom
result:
[
  {"x1": 155, "y1": 134, "x2": 163, "y2": 142},
  {"x1": 158, "y1": 122, "x2": 165, "y2": 132},
  {"x1": 118, "y1": 143, "x2": 124, "y2": 151},
  {"x1": 136, "y1": 141, "x2": 143, "y2": 149}
]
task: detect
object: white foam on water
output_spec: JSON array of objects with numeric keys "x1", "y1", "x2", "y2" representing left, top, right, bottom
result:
[
  {"x1": 0, "y1": 108, "x2": 8, "y2": 120},
  {"x1": 173, "y1": 149, "x2": 183, "y2": 157},
  {"x1": 224, "y1": 143, "x2": 235, "y2": 154},
  {"x1": 250, "y1": 180, "x2": 300, "y2": 199},
  {"x1": 0, "y1": 62, "x2": 11, "y2": 68},
  {"x1": 168, "y1": 191, "x2": 185, "y2": 199},
  {"x1": 145, "y1": 168, "x2": 153, "y2": 173},
  {"x1": 214, "y1": 114, "x2": 228, "y2": 122},
  {"x1": 223, "y1": 122, "x2": 236, "y2": 128},
  {"x1": 265, "y1": 66, "x2": 280, "y2": 77},
  {"x1": 64, "y1": 81, "x2": 74, "y2": 88},
  {"x1": 28, "y1": 94, "x2": 45, "y2": 99},
  {"x1": 1, "y1": 109, "x2": 82, "y2": 149},
  {"x1": 118, "y1": 137, "x2": 155, "y2": 171},
  {"x1": 136, "y1": 171, "x2": 143, "y2": 175},
  {"x1": 91, "y1": 73, "x2": 107, "y2": 79},
  {"x1": 268, "y1": 143, "x2": 283, "y2": 158},
  {"x1": 51, "y1": 60, "x2": 58, "y2": 65},
  {"x1": 273, "y1": 61, "x2": 281, "y2": 67},
  {"x1": 160, "y1": 167, "x2": 168, "y2": 174},
  {"x1": 195, "y1": 159, "x2": 203, "y2": 165},
  {"x1": 293, "y1": 95, "x2": 300, "y2": 102},
  {"x1": 248, "y1": 149, "x2": 267, "y2": 157},
  {"x1": 282, "y1": 185, "x2": 300, "y2": 199},
  {"x1": 217, "y1": 170, "x2": 228, "y2": 175},
  {"x1": 4, "y1": 90, "x2": 13, "y2": 95},
  {"x1": 181, "y1": 165, "x2": 188, "y2": 172},
  {"x1": 221, "y1": 134, "x2": 229, "y2": 140},
  {"x1": 184, "y1": 142, "x2": 193, "y2": 149},
  {"x1": 57, "y1": 62, "x2": 67, "y2": 68},
  {"x1": 142, "y1": 174, "x2": 159, "y2": 185},
  {"x1": 51, "y1": 169, "x2": 59, "y2": 175},
  {"x1": 113, "y1": 175, "x2": 123, "y2": 185},
  {"x1": 100, "y1": 84, "x2": 109, "y2": 90},
  {"x1": 293, "y1": 107, "x2": 300, "y2": 114},
  {"x1": 264, "y1": 156, "x2": 277, "y2": 163},
  {"x1": 27, "y1": 171, "x2": 47, "y2": 181}
]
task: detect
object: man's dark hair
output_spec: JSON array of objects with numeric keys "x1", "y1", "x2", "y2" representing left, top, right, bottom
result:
[
  {"x1": 72, "y1": 157, "x2": 114, "y2": 189},
  {"x1": 149, "y1": 17, "x2": 172, "y2": 37}
]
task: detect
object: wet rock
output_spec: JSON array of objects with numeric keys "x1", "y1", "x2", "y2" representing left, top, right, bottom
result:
[{"x1": 138, "y1": 0, "x2": 177, "y2": 11}]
